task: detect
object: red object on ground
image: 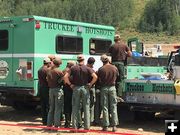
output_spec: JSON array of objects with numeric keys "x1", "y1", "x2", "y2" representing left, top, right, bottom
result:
[
  {"x1": 0, "y1": 123, "x2": 141, "y2": 135},
  {"x1": 174, "y1": 45, "x2": 180, "y2": 49}
]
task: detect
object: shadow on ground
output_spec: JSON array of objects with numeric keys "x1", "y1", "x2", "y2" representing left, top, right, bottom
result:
[
  {"x1": 0, "y1": 105, "x2": 169, "y2": 134},
  {"x1": 0, "y1": 105, "x2": 41, "y2": 122}
]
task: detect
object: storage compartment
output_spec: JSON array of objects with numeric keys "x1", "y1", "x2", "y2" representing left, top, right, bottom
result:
[{"x1": 174, "y1": 80, "x2": 180, "y2": 95}]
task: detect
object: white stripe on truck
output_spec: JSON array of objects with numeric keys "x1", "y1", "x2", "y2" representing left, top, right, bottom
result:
[
  {"x1": 0, "y1": 53, "x2": 107, "y2": 71},
  {"x1": 0, "y1": 53, "x2": 74, "y2": 58},
  {"x1": 0, "y1": 54, "x2": 13, "y2": 57}
]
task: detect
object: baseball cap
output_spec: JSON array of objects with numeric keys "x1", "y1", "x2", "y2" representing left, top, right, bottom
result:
[
  {"x1": 77, "y1": 54, "x2": 84, "y2": 61},
  {"x1": 87, "y1": 57, "x2": 95, "y2": 64},
  {"x1": 67, "y1": 60, "x2": 76, "y2": 67},
  {"x1": 43, "y1": 57, "x2": 51, "y2": 64},
  {"x1": 114, "y1": 34, "x2": 121, "y2": 41},
  {"x1": 53, "y1": 57, "x2": 62, "y2": 66},
  {"x1": 48, "y1": 55, "x2": 56, "y2": 61},
  {"x1": 100, "y1": 54, "x2": 109, "y2": 62}
]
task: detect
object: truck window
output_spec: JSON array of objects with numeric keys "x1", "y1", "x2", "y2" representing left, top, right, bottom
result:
[
  {"x1": 0, "y1": 30, "x2": 8, "y2": 51},
  {"x1": 56, "y1": 36, "x2": 83, "y2": 54},
  {"x1": 89, "y1": 38, "x2": 112, "y2": 55}
]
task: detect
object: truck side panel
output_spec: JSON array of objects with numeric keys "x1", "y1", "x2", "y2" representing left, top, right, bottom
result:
[
  {"x1": 0, "y1": 16, "x2": 115, "y2": 108},
  {"x1": 0, "y1": 23, "x2": 13, "y2": 84}
]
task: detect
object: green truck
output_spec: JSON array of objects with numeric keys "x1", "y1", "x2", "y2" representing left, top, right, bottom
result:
[
  {"x1": 118, "y1": 38, "x2": 180, "y2": 120},
  {"x1": 1, "y1": 15, "x2": 179, "y2": 120},
  {"x1": 0, "y1": 15, "x2": 115, "y2": 110}
]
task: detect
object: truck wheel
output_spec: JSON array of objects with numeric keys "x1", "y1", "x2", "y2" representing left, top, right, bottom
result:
[
  {"x1": 174, "y1": 110, "x2": 180, "y2": 119},
  {"x1": 135, "y1": 111, "x2": 155, "y2": 121},
  {"x1": 117, "y1": 104, "x2": 135, "y2": 122},
  {"x1": 12, "y1": 102, "x2": 37, "y2": 111}
]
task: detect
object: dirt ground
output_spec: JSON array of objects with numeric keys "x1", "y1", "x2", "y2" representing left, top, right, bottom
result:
[{"x1": 0, "y1": 104, "x2": 165, "y2": 135}]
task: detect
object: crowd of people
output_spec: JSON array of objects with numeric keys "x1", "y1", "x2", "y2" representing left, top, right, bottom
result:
[{"x1": 37, "y1": 34, "x2": 132, "y2": 132}]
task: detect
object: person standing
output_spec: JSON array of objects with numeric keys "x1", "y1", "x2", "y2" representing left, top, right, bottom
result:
[
  {"x1": 93, "y1": 74, "x2": 102, "y2": 126},
  {"x1": 109, "y1": 34, "x2": 132, "y2": 99},
  {"x1": 47, "y1": 57, "x2": 64, "y2": 128},
  {"x1": 62, "y1": 61, "x2": 76, "y2": 128},
  {"x1": 86, "y1": 57, "x2": 96, "y2": 124},
  {"x1": 38, "y1": 57, "x2": 51, "y2": 125},
  {"x1": 48, "y1": 55, "x2": 56, "y2": 68},
  {"x1": 97, "y1": 54, "x2": 119, "y2": 132},
  {"x1": 64, "y1": 54, "x2": 97, "y2": 130}
]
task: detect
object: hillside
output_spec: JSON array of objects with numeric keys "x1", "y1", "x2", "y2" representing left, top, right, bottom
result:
[
  {"x1": 1, "y1": 0, "x2": 179, "y2": 44},
  {"x1": 121, "y1": 29, "x2": 180, "y2": 44},
  {"x1": 118, "y1": 0, "x2": 180, "y2": 44}
]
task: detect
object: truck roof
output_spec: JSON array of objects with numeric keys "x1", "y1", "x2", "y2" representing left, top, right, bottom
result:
[{"x1": 0, "y1": 15, "x2": 115, "y2": 31}]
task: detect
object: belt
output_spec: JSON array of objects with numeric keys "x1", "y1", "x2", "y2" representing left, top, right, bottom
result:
[
  {"x1": 101, "y1": 85, "x2": 115, "y2": 87},
  {"x1": 112, "y1": 60, "x2": 125, "y2": 62},
  {"x1": 74, "y1": 85, "x2": 85, "y2": 87},
  {"x1": 112, "y1": 61, "x2": 124, "y2": 65}
]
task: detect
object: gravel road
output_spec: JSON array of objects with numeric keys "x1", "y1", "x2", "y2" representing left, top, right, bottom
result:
[{"x1": 0, "y1": 105, "x2": 165, "y2": 135}]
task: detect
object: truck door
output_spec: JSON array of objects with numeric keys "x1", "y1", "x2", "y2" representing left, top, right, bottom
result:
[
  {"x1": 127, "y1": 38, "x2": 144, "y2": 56},
  {"x1": 0, "y1": 26, "x2": 13, "y2": 83}
]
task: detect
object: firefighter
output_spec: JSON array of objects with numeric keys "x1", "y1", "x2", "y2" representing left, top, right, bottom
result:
[
  {"x1": 47, "y1": 56, "x2": 64, "y2": 127},
  {"x1": 86, "y1": 57, "x2": 96, "y2": 124},
  {"x1": 38, "y1": 57, "x2": 51, "y2": 125},
  {"x1": 109, "y1": 34, "x2": 132, "y2": 100},
  {"x1": 48, "y1": 54, "x2": 56, "y2": 62},
  {"x1": 62, "y1": 61, "x2": 76, "y2": 128},
  {"x1": 64, "y1": 54, "x2": 97, "y2": 130},
  {"x1": 48, "y1": 54, "x2": 56, "y2": 68},
  {"x1": 97, "y1": 54, "x2": 119, "y2": 132},
  {"x1": 93, "y1": 75, "x2": 102, "y2": 126}
]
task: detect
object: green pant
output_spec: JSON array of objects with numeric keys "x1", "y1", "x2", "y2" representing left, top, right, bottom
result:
[
  {"x1": 94, "y1": 89, "x2": 101, "y2": 124},
  {"x1": 90, "y1": 87, "x2": 95, "y2": 123},
  {"x1": 72, "y1": 86, "x2": 90, "y2": 129},
  {"x1": 112, "y1": 62, "x2": 125, "y2": 97},
  {"x1": 39, "y1": 86, "x2": 49, "y2": 125},
  {"x1": 101, "y1": 86, "x2": 118, "y2": 127},
  {"x1": 47, "y1": 88, "x2": 64, "y2": 127}
]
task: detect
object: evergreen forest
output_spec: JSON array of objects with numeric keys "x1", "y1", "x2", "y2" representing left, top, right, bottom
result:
[{"x1": 1, "y1": 0, "x2": 180, "y2": 43}]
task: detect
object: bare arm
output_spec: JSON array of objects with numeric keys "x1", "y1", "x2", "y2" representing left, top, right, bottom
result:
[
  {"x1": 64, "y1": 72, "x2": 71, "y2": 85},
  {"x1": 89, "y1": 73, "x2": 98, "y2": 87},
  {"x1": 127, "y1": 50, "x2": 132, "y2": 57}
]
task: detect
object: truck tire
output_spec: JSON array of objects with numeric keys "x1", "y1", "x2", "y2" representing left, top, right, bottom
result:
[
  {"x1": 12, "y1": 102, "x2": 37, "y2": 111},
  {"x1": 135, "y1": 111, "x2": 155, "y2": 121},
  {"x1": 117, "y1": 104, "x2": 135, "y2": 122},
  {"x1": 174, "y1": 110, "x2": 180, "y2": 119}
]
